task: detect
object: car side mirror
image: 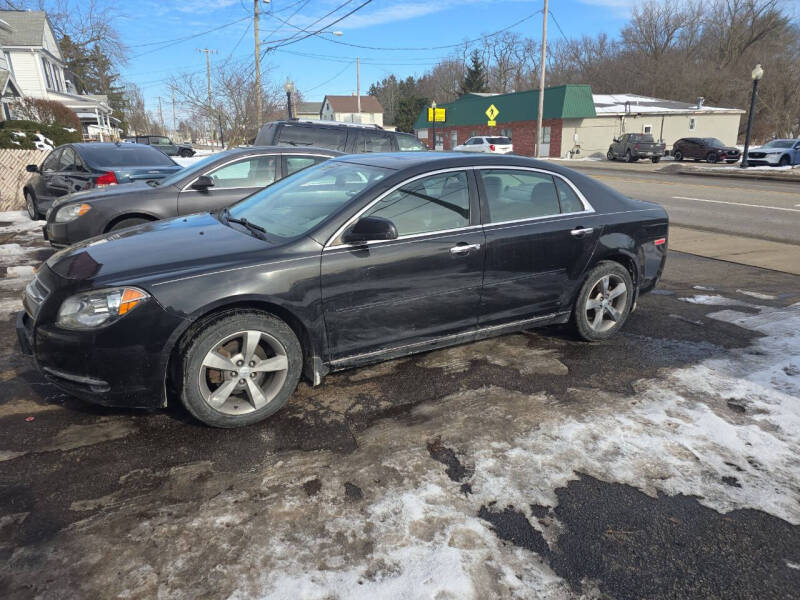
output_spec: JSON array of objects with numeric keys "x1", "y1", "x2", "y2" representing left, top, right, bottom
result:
[
  {"x1": 26, "y1": 164, "x2": 39, "y2": 173},
  {"x1": 613, "y1": 138, "x2": 619, "y2": 143},
  {"x1": 342, "y1": 216, "x2": 398, "y2": 244},
  {"x1": 191, "y1": 175, "x2": 215, "y2": 190}
]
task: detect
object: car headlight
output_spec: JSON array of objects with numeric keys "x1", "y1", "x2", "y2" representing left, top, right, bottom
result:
[
  {"x1": 56, "y1": 287, "x2": 149, "y2": 330},
  {"x1": 55, "y1": 203, "x2": 92, "y2": 223}
]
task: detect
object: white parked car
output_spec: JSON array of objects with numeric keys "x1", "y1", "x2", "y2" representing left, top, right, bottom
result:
[{"x1": 453, "y1": 136, "x2": 513, "y2": 154}]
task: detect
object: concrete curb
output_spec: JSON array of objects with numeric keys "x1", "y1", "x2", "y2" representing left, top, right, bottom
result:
[{"x1": 667, "y1": 167, "x2": 800, "y2": 184}]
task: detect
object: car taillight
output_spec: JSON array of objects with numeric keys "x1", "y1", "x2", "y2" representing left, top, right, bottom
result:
[
  {"x1": 95, "y1": 171, "x2": 118, "y2": 187},
  {"x1": 489, "y1": 144, "x2": 496, "y2": 151},
  {"x1": 635, "y1": 143, "x2": 639, "y2": 149},
  {"x1": 654, "y1": 238, "x2": 666, "y2": 246}
]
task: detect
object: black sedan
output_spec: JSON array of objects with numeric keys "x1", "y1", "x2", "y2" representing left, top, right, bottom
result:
[
  {"x1": 18, "y1": 153, "x2": 669, "y2": 428},
  {"x1": 671, "y1": 137, "x2": 740, "y2": 163},
  {"x1": 44, "y1": 146, "x2": 341, "y2": 247},
  {"x1": 23, "y1": 142, "x2": 182, "y2": 220}
]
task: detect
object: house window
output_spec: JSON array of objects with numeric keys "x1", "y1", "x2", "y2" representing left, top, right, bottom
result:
[
  {"x1": 689, "y1": 117, "x2": 696, "y2": 131},
  {"x1": 643, "y1": 124, "x2": 653, "y2": 134},
  {"x1": 500, "y1": 127, "x2": 513, "y2": 141},
  {"x1": 41, "y1": 57, "x2": 53, "y2": 89},
  {"x1": 449, "y1": 130, "x2": 458, "y2": 149}
]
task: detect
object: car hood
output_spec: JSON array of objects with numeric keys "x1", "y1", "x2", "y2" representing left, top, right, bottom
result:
[
  {"x1": 51, "y1": 181, "x2": 170, "y2": 211},
  {"x1": 749, "y1": 147, "x2": 786, "y2": 155},
  {"x1": 46, "y1": 212, "x2": 275, "y2": 284}
]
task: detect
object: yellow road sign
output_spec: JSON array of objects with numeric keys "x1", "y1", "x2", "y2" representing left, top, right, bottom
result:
[
  {"x1": 427, "y1": 107, "x2": 446, "y2": 122},
  {"x1": 487, "y1": 120, "x2": 496, "y2": 127},
  {"x1": 485, "y1": 104, "x2": 499, "y2": 121}
]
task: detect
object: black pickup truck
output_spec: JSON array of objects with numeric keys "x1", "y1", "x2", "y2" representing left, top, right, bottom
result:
[{"x1": 607, "y1": 133, "x2": 666, "y2": 163}]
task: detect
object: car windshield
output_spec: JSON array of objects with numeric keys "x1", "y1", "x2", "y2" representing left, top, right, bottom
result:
[
  {"x1": 228, "y1": 161, "x2": 391, "y2": 239},
  {"x1": 487, "y1": 137, "x2": 511, "y2": 144},
  {"x1": 80, "y1": 145, "x2": 176, "y2": 167},
  {"x1": 762, "y1": 140, "x2": 794, "y2": 148},
  {"x1": 157, "y1": 153, "x2": 221, "y2": 187},
  {"x1": 704, "y1": 138, "x2": 726, "y2": 148}
]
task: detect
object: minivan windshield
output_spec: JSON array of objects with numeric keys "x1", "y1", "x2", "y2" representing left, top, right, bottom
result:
[{"x1": 228, "y1": 161, "x2": 390, "y2": 239}]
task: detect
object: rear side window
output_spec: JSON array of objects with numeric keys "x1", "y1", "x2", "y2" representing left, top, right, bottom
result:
[
  {"x1": 479, "y1": 169, "x2": 561, "y2": 223},
  {"x1": 286, "y1": 155, "x2": 327, "y2": 175},
  {"x1": 276, "y1": 124, "x2": 346, "y2": 151},
  {"x1": 80, "y1": 145, "x2": 176, "y2": 167},
  {"x1": 553, "y1": 177, "x2": 584, "y2": 213},
  {"x1": 396, "y1": 134, "x2": 427, "y2": 151},
  {"x1": 363, "y1": 171, "x2": 470, "y2": 236},
  {"x1": 41, "y1": 149, "x2": 61, "y2": 172}
]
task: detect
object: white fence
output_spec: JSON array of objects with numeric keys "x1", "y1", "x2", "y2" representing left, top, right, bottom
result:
[{"x1": 0, "y1": 149, "x2": 47, "y2": 211}]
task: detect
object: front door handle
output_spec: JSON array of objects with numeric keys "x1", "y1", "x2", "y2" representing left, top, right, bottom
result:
[
  {"x1": 450, "y1": 243, "x2": 481, "y2": 256},
  {"x1": 570, "y1": 227, "x2": 594, "y2": 237}
]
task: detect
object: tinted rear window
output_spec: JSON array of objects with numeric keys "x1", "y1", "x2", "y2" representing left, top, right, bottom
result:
[
  {"x1": 79, "y1": 145, "x2": 176, "y2": 167},
  {"x1": 487, "y1": 137, "x2": 511, "y2": 144},
  {"x1": 630, "y1": 134, "x2": 654, "y2": 142},
  {"x1": 275, "y1": 124, "x2": 347, "y2": 151}
]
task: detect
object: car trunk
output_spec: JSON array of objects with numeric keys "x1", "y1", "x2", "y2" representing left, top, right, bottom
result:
[{"x1": 111, "y1": 166, "x2": 183, "y2": 184}]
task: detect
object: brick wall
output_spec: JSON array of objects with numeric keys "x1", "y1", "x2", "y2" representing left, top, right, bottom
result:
[
  {"x1": 0, "y1": 149, "x2": 48, "y2": 211},
  {"x1": 429, "y1": 119, "x2": 563, "y2": 158}
]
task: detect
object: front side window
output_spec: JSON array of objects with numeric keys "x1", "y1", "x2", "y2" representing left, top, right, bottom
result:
[
  {"x1": 208, "y1": 156, "x2": 278, "y2": 188},
  {"x1": 396, "y1": 135, "x2": 427, "y2": 151},
  {"x1": 480, "y1": 169, "x2": 566, "y2": 223},
  {"x1": 362, "y1": 171, "x2": 470, "y2": 237},
  {"x1": 230, "y1": 162, "x2": 390, "y2": 239}
]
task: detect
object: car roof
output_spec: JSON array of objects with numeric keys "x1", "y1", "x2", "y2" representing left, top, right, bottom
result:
[
  {"x1": 331, "y1": 151, "x2": 566, "y2": 172},
  {"x1": 215, "y1": 145, "x2": 344, "y2": 157}
]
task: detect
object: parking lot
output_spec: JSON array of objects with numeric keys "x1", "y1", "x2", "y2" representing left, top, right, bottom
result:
[{"x1": 1, "y1": 161, "x2": 799, "y2": 599}]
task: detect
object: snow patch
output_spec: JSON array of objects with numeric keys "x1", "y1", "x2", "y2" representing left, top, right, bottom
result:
[
  {"x1": 736, "y1": 289, "x2": 776, "y2": 301},
  {"x1": 679, "y1": 294, "x2": 747, "y2": 306}
]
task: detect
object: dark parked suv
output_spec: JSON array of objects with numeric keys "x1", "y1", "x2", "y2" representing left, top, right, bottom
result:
[
  {"x1": 672, "y1": 137, "x2": 740, "y2": 163},
  {"x1": 123, "y1": 135, "x2": 195, "y2": 157},
  {"x1": 254, "y1": 119, "x2": 428, "y2": 153}
]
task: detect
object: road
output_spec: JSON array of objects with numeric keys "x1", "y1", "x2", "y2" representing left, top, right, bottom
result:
[
  {"x1": 566, "y1": 165, "x2": 800, "y2": 246},
  {"x1": 1, "y1": 212, "x2": 800, "y2": 599}
]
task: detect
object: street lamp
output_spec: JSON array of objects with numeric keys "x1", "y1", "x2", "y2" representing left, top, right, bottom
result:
[
  {"x1": 741, "y1": 64, "x2": 763, "y2": 168},
  {"x1": 284, "y1": 78, "x2": 295, "y2": 119},
  {"x1": 431, "y1": 100, "x2": 437, "y2": 151}
]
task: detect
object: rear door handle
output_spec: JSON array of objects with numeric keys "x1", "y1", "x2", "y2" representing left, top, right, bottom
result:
[
  {"x1": 570, "y1": 227, "x2": 594, "y2": 237},
  {"x1": 450, "y1": 243, "x2": 481, "y2": 255}
]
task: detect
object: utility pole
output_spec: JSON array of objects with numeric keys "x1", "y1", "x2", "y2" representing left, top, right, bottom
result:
[
  {"x1": 254, "y1": 0, "x2": 262, "y2": 128},
  {"x1": 198, "y1": 48, "x2": 217, "y2": 144},
  {"x1": 157, "y1": 96, "x2": 165, "y2": 134},
  {"x1": 356, "y1": 57, "x2": 361, "y2": 117},
  {"x1": 536, "y1": 0, "x2": 548, "y2": 158},
  {"x1": 171, "y1": 86, "x2": 176, "y2": 135}
]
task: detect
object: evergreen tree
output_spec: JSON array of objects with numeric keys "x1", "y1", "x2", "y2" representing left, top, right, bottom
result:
[{"x1": 460, "y1": 50, "x2": 488, "y2": 94}]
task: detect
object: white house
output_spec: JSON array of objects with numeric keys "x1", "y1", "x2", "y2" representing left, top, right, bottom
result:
[
  {"x1": 320, "y1": 95, "x2": 384, "y2": 126},
  {"x1": 0, "y1": 16, "x2": 24, "y2": 119},
  {"x1": 0, "y1": 10, "x2": 119, "y2": 140}
]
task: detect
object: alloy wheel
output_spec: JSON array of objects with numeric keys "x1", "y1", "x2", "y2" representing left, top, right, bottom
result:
[
  {"x1": 25, "y1": 193, "x2": 36, "y2": 220},
  {"x1": 584, "y1": 274, "x2": 628, "y2": 333},
  {"x1": 198, "y1": 330, "x2": 289, "y2": 415}
]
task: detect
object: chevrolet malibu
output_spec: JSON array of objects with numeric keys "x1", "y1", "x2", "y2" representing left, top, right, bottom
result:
[{"x1": 18, "y1": 153, "x2": 668, "y2": 428}]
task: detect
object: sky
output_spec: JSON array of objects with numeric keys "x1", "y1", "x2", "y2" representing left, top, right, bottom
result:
[{"x1": 116, "y1": 0, "x2": 662, "y2": 119}]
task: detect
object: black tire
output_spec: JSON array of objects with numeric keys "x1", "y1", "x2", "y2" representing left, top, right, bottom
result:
[
  {"x1": 109, "y1": 217, "x2": 150, "y2": 232},
  {"x1": 625, "y1": 150, "x2": 635, "y2": 163},
  {"x1": 606, "y1": 149, "x2": 615, "y2": 161},
  {"x1": 180, "y1": 311, "x2": 302, "y2": 427},
  {"x1": 179, "y1": 148, "x2": 195, "y2": 158},
  {"x1": 673, "y1": 150, "x2": 683, "y2": 161},
  {"x1": 778, "y1": 155, "x2": 790, "y2": 167},
  {"x1": 651, "y1": 156, "x2": 661, "y2": 163},
  {"x1": 572, "y1": 261, "x2": 634, "y2": 342},
  {"x1": 726, "y1": 160, "x2": 738, "y2": 164},
  {"x1": 24, "y1": 191, "x2": 40, "y2": 220},
  {"x1": 706, "y1": 152, "x2": 718, "y2": 164}
]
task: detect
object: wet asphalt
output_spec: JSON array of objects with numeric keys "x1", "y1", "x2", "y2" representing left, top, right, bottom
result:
[{"x1": 1, "y1": 230, "x2": 800, "y2": 598}]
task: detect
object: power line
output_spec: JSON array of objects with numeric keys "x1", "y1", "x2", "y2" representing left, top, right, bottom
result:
[
  {"x1": 303, "y1": 60, "x2": 355, "y2": 93},
  {"x1": 129, "y1": 17, "x2": 250, "y2": 58},
  {"x1": 548, "y1": 10, "x2": 570, "y2": 43}
]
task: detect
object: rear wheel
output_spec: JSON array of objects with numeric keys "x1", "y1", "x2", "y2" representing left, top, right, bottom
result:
[
  {"x1": 572, "y1": 261, "x2": 634, "y2": 341},
  {"x1": 673, "y1": 150, "x2": 683, "y2": 161},
  {"x1": 778, "y1": 155, "x2": 790, "y2": 167},
  {"x1": 180, "y1": 312, "x2": 302, "y2": 427},
  {"x1": 625, "y1": 150, "x2": 635, "y2": 163},
  {"x1": 706, "y1": 152, "x2": 718, "y2": 163},
  {"x1": 24, "y1": 191, "x2": 40, "y2": 220},
  {"x1": 109, "y1": 217, "x2": 150, "y2": 232}
]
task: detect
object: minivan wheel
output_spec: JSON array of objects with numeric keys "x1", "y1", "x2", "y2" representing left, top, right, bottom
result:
[
  {"x1": 572, "y1": 261, "x2": 634, "y2": 341},
  {"x1": 181, "y1": 312, "x2": 302, "y2": 427},
  {"x1": 25, "y1": 191, "x2": 39, "y2": 220}
]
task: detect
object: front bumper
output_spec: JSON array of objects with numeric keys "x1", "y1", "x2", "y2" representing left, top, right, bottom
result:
[
  {"x1": 44, "y1": 214, "x2": 102, "y2": 247},
  {"x1": 17, "y1": 285, "x2": 186, "y2": 408}
]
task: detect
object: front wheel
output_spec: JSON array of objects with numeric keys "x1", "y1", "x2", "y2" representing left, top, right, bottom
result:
[
  {"x1": 109, "y1": 217, "x2": 150, "y2": 232},
  {"x1": 778, "y1": 155, "x2": 790, "y2": 167},
  {"x1": 607, "y1": 149, "x2": 615, "y2": 161},
  {"x1": 180, "y1": 312, "x2": 302, "y2": 427},
  {"x1": 25, "y1": 191, "x2": 40, "y2": 220},
  {"x1": 706, "y1": 152, "x2": 718, "y2": 164},
  {"x1": 572, "y1": 261, "x2": 634, "y2": 341},
  {"x1": 179, "y1": 148, "x2": 195, "y2": 157}
]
